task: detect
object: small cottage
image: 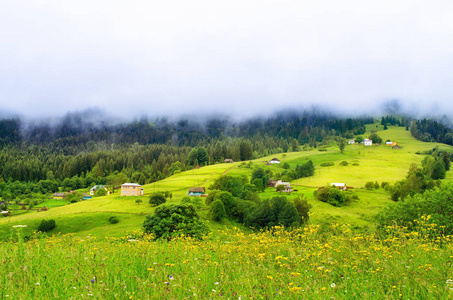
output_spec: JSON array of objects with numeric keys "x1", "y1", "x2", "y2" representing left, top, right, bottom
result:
[
  {"x1": 269, "y1": 158, "x2": 281, "y2": 164},
  {"x1": 392, "y1": 145, "x2": 402, "y2": 150},
  {"x1": 363, "y1": 139, "x2": 372, "y2": 146},
  {"x1": 348, "y1": 140, "x2": 355, "y2": 144},
  {"x1": 276, "y1": 182, "x2": 292, "y2": 193},
  {"x1": 224, "y1": 159, "x2": 233, "y2": 163},
  {"x1": 121, "y1": 183, "x2": 144, "y2": 196},
  {"x1": 53, "y1": 193, "x2": 66, "y2": 199},
  {"x1": 90, "y1": 185, "x2": 111, "y2": 196},
  {"x1": 331, "y1": 183, "x2": 348, "y2": 191},
  {"x1": 187, "y1": 187, "x2": 206, "y2": 197}
]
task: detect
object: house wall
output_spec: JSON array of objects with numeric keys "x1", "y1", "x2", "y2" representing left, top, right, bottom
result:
[{"x1": 121, "y1": 185, "x2": 142, "y2": 196}]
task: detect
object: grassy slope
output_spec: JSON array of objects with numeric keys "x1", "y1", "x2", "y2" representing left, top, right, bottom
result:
[{"x1": 1, "y1": 125, "x2": 452, "y2": 238}]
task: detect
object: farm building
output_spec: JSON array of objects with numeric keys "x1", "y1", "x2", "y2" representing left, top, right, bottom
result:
[
  {"x1": 363, "y1": 139, "x2": 372, "y2": 146},
  {"x1": 121, "y1": 183, "x2": 144, "y2": 196},
  {"x1": 90, "y1": 185, "x2": 111, "y2": 196},
  {"x1": 331, "y1": 183, "x2": 348, "y2": 191},
  {"x1": 224, "y1": 159, "x2": 233, "y2": 163},
  {"x1": 187, "y1": 187, "x2": 206, "y2": 197},
  {"x1": 53, "y1": 193, "x2": 66, "y2": 199},
  {"x1": 348, "y1": 140, "x2": 355, "y2": 144},
  {"x1": 275, "y1": 181, "x2": 292, "y2": 193},
  {"x1": 392, "y1": 145, "x2": 402, "y2": 150},
  {"x1": 269, "y1": 158, "x2": 281, "y2": 164}
]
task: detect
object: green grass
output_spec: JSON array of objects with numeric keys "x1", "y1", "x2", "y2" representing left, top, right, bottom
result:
[
  {"x1": 1, "y1": 223, "x2": 452, "y2": 299},
  {"x1": 1, "y1": 125, "x2": 452, "y2": 238}
]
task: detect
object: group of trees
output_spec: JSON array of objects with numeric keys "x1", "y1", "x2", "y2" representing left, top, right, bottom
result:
[
  {"x1": 281, "y1": 160, "x2": 315, "y2": 182},
  {"x1": 206, "y1": 174, "x2": 311, "y2": 228},
  {"x1": 410, "y1": 119, "x2": 453, "y2": 145},
  {"x1": 377, "y1": 182, "x2": 453, "y2": 236},
  {"x1": 387, "y1": 150, "x2": 450, "y2": 201},
  {"x1": 314, "y1": 186, "x2": 351, "y2": 207}
]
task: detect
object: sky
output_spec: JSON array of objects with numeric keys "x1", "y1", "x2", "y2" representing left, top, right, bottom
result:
[{"x1": 1, "y1": 0, "x2": 453, "y2": 120}]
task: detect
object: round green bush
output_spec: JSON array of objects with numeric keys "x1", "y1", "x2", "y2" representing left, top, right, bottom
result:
[
  {"x1": 38, "y1": 219, "x2": 56, "y2": 232},
  {"x1": 109, "y1": 216, "x2": 119, "y2": 224}
]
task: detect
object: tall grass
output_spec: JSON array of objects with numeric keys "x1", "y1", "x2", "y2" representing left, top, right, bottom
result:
[{"x1": 2, "y1": 219, "x2": 452, "y2": 299}]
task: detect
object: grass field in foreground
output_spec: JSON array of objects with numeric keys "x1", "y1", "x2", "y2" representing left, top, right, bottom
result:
[
  {"x1": 2, "y1": 222, "x2": 452, "y2": 299},
  {"x1": 1, "y1": 125, "x2": 452, "y2": 238}
]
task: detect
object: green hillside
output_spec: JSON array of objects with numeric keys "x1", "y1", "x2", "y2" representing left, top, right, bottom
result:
[{"x1": 1, "y1": 125, "x2": 452, "y2": 239}]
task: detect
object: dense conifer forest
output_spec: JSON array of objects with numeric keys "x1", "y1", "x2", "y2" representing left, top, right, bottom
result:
[{"x1": 0, "y1": 112, "x2": 371, "y2": 186}]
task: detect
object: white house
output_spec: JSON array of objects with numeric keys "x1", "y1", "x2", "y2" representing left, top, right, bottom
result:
[
  {"x1": 269, "y1": 158, "x2": 281, "y2": 164},
  {"x1": 275, "y1": 180, "x2": 292, "y2": 192},
  {"x1": 363, "y1": 139, "x2": 372, "y2": 146},
  {"x1": 331, "y1": 183, "x2": 348, "y2": 191},
  {"x1": 348, "y1": 140, "x2": 355, "y2": 144},
  {"x1": 90, "y1": 185, "x2": 111, "y2": 196}
]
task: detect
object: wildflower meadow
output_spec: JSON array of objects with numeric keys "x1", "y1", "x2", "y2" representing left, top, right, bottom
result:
[{"x1": 2, "y1": 218, "x2": 453, "y2": 299}]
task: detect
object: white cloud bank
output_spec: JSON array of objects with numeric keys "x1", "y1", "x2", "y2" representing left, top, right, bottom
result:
[{"x1": 1, "y1": 0, "x2": 453, "y2": 119}]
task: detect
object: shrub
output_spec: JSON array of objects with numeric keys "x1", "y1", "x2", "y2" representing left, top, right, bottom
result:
[
  {"x1": 374, "y1": 181, "x2": 380, "y2": 189},
  {"x1": 352, "y1": 163, "x2": 359, "y2": 166},
  {"x1": 38, "y1": 219, "x2": 56, "y2": 232},
  {"x1": 339, "y1": 161, "x2": 348, "y2": 166},
  {"x1": 95, "y1": 188, "x2": 107, "y2": 197},
  {"x1": 292, "y1": 196, "x2": 312, "y2": 224},
  {"x1": 246, "y1": 196, "x2": 299, "y2": 228},
  {"x1": 181, "y1": 196, "x2": 203, "y2": 208},
  {"x1": 315, "y1": 186, "x2": 348, "y2": 207},
  {"x1": 149, "y1": 192, "x2": 166, "y2": 206},
  {"x1": 320, "y1": 162, "x2": 334, "y2": 167},
  {"x1": 135, "y1": 199, "x2": 142, "y2": 204},
  {"x1": 365, "y1": 182, "x2": 375, "y2": 190},
  {"x1": 143, "y1": 204, "x2": 210, "y2": 240},
  {"x1": 381, "y1": 182, "x2": 389, "y2": 189},
  {"x1": 109, "y1": 216, "x2": 119, "y2": 224},
  {"x1": 377, "y1": 183, "x2": 453, "y2": 236},
  {"x1": 210, "y1": 200, "x2": 226, "y2": 222}
]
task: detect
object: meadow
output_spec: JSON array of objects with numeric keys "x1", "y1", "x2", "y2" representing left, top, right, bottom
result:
[{"x1": 2, "y1": 220, "x2": 452, "y2": 299}]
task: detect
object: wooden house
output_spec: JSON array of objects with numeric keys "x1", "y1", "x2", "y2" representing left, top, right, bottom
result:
[
  {"x1": 363, "y1": 139, "x2": 372, "y2": 146},
  {"x1": 121, "y1": 183, "x2": 143, "y2": 196},
  {"x1": 224, "y1": 159, "x2": 233, "y2": 163},
  {"x1": 53, "y1": 193, "x2": 66, "y2": 199},
  {"x1": 187, "y1": 187, "x2": 206, "y2": 197},
  {"x1": 331, "y1": 183, "x2": 348, "y2": 191},
  {"x1": 269, "y1": 158, "x2": 281, "y2": 164},
  {"x1": 90, "y1": 185, "x2": 111, "y2": 196}
]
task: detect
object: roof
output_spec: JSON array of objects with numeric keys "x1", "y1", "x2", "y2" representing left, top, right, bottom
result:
[
  {"x1": 90, "y1": 185, "x2": 105, "y2": 191},
  {"x1": 53, "y1": 193, "x2": 66, "y2": 197},
  {"x1": 188, "y1": 187, "x2": 205, "y2": 193},
  {"x1": 121, "y1": 183, "x2": 141, "y2": 187},
  {"x1": 270, "y1": 158, "x2": 280, "y2": 161},
  {"x1": 331, "y1": 183, "x2": 346, "y2": 187}
]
